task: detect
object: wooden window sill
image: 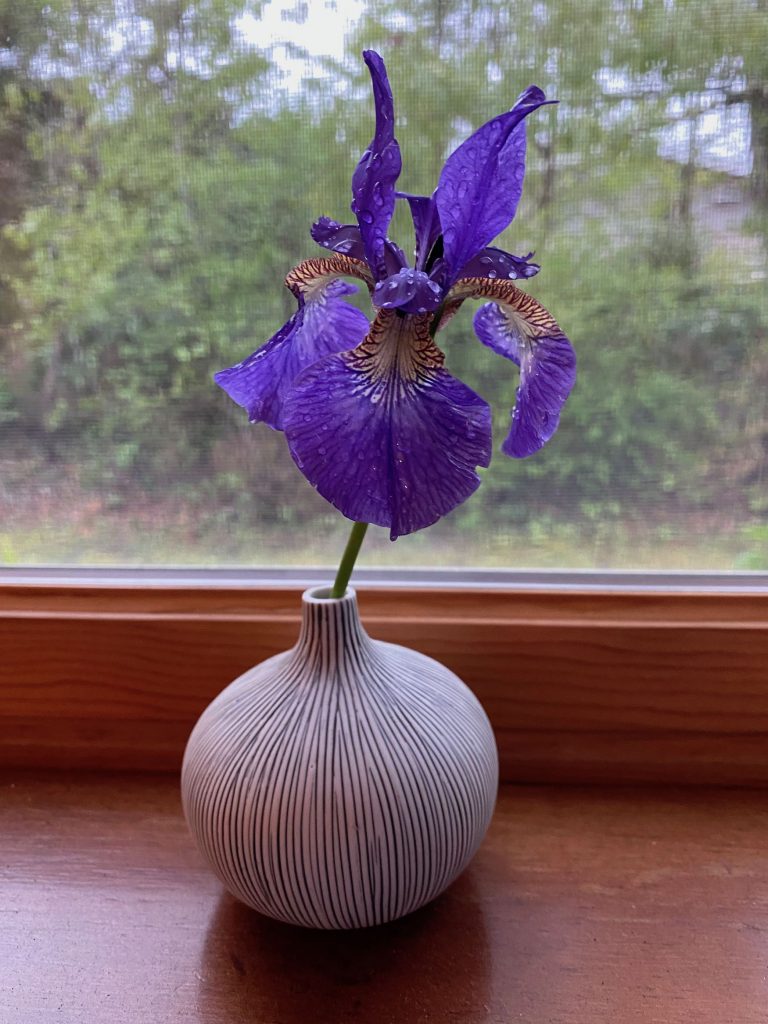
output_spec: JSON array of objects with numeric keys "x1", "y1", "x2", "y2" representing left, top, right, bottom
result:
[
  {"x1": 2, "y1": 581, "x2": 767, "y2": 784},
  {"x1": 4, "y1": 769, "x2": 767, "y2": 1023}
]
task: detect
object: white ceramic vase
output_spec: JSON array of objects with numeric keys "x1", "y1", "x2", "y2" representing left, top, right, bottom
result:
[{"x1": 181, "y1": 586, "x2": 498, "y2": 929}]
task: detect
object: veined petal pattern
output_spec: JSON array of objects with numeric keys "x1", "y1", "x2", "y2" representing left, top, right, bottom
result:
[
  {"x1": 214, "y1": 277, "x2": 369, "y2": 431},
  {"x1": 283, "y1": 310, "x2": 492, "y2": 539}
]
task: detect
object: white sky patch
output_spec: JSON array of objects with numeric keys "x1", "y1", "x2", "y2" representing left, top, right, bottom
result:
[
  {"x1": 596, "y1": 66, "x2": 751, "y2": 177},
  {"x1": 237, "y1": 0, "x2": 363, "y2": 90},
  {"x1": 658, "y1": 104, "x2": 752, "y2": 177}
]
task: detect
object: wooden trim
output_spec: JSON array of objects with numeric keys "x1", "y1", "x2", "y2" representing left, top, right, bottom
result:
[{"x1": 1, "y1": 583, "x2": 767, "y2": 784}]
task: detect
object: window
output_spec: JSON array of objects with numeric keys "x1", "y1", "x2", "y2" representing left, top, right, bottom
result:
[
  {"x1": 1, "y1": 2, "x2": 767, "y2": 788},
  {"x1": 0, "y1": 0, "x2": 766, "y2": 571}
]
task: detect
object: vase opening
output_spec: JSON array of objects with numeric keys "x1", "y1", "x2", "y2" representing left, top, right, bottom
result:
[{"x1": 304, "y1": 585, "x2": 355, "y2": 603}]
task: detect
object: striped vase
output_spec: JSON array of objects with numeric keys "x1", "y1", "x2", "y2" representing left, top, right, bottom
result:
[{"x1": 181, "y1": 586, "x2": 498, "y2": 929}]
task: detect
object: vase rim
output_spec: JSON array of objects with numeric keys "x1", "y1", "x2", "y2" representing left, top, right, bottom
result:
[{"x1": 302, "y1": 585, "x2": 357, "y2": 604}]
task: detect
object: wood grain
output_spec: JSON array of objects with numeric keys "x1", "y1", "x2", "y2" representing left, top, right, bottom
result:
[
  {"x1": 3, "y1": 772, "x2": 768, "y2": 1023},
  {"x1": 1, "y1": 583, "x2": 767, "y2": 783}
]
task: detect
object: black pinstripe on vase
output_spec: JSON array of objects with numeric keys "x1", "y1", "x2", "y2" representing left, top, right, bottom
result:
[{"x1": 181, "y1": 586, "x2": 498, "y2": 929}]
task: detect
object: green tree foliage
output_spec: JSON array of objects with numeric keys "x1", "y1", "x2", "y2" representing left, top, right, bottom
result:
[{"x1": 0, "y1": 0, "x2": 766, "y2": 564}]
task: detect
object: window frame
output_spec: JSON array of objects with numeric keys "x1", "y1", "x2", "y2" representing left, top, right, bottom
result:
[{"x1": 2, "y1": 569, "x2": 767, "y2": 784}]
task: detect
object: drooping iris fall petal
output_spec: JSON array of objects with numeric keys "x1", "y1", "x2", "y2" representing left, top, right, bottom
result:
[
  {"x1": 351, "y1": 51, "x2": 402, "y2": 280},
  {"x1": 435, "y1": 86, "x2": 552, "y2": 284},
  {"x1": 283, "y1": 309, "x2": 492, "y2": 539},
  {"x1": 459, "y1": 279, "x2": 576, "y2": 457},
  {"x1": 214, "y1": 280, "x2": 369, "y2": 431}
]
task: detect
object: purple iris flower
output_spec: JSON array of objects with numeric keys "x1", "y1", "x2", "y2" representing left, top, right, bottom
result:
[{"x1": 215, "y1": 50, "x2": 576, "y2": 540}]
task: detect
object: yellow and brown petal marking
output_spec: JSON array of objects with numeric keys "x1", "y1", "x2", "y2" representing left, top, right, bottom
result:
[
  {"x1": 283, "y1": 310, "x2": 492, "y2": 540},
  {"x1": 344, "y1": 308, "x2": 444, "y2": 388},
  {"x1": 285, "y1": 254, "x2": 374, "y2": 301},
  {"x1": 446, "y1": 276, "x2": 567, "y2": 340}
]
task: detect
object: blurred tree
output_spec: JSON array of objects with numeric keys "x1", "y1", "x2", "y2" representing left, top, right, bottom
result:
[{"x1": 0, "y1": 0, "x2": 765, "y2": 563}]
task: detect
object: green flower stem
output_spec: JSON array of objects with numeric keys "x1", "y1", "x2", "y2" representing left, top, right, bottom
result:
[{"x1": 330, "y1": 521, "x2": 369, "y2": 598}]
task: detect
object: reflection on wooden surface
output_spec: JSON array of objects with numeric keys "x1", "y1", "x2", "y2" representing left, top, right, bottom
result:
[
  {"x1": 3, "y1": 771, "x2": 768, "y2": 1023},
  {"x1": 198, "y1": 880, "x2": 490, "y2": 1023}
]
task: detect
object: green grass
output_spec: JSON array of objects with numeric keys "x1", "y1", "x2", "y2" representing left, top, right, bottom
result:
[
  {"x1": 0, "y1": 454, "x2": 761, "y2": 570},
  {"x1": 0, "y1": 509, "x2": 757, "y2": 571}
]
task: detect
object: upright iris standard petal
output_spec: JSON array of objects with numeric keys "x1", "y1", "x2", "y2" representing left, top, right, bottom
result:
[
  {"x1": 396, "y1": 192, "x2": 441, "y2": 270},
  {"x1": 283, "y1": 309, "x2": 492, "y2": 540},
  {"x1": 435, "y1": 86, "x2": 552, "y2": 283},
  {"x1": 447, "y1": 276, "x2": 575, "y2": 457},
  {"x1": 214, "y1": 280, "x2": 369, "y2": 431},
  {"x1": 350, "y1": 51, "x2": 402, "y2": 281}
]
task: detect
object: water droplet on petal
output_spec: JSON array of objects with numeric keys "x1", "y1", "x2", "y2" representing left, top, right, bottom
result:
[
  {"x1": 488, "y1": 269, "x2": 498, "y2": 279},
  {"x1": 359, "y1": 210, "x2": 374, "y2": 225}
]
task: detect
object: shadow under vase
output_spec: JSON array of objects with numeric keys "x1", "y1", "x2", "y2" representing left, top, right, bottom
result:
[{"x1": 196, "y1": 867, "x2": 492, "y2": 1024}]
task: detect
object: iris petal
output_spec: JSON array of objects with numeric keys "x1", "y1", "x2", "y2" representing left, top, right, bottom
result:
[
  {"x1": 457, "y1": 246, "x2": 540, "y2": 282},
  {"x1": 473, "y1": 302, "x2": 522, "y2": 364},
  {"x1": 214, "y1": 280, "x2": 369, "y2": 431},
  {"x1": 311, "y1": 217, "x2": 408, "y2": 275},
  {"x1": 435, "y1": 86, "x2": 553, "y2": 283},
  {"x1": 310, "y1": 218, "x2": 367, "y2": 261},
  {"x1": 449, "y1": 277, "x2": 576, "y2": 457},
  {"x1": 351, "y1": 51, "x2": 402, "y2": 280},
  {"x1": 396, "y1": 192, "x2": 441, "y2": 271},
  {"x1": 372, "y1": 267, "x2": 443, "y2": 314},
  {"x1": 283, "y1": 309, "x2": 492, "y2": 539}
]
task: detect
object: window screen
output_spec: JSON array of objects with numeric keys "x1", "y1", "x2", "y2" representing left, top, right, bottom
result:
[{"x1": 0, "y1": 0, "x2": 765, "y2": 569}]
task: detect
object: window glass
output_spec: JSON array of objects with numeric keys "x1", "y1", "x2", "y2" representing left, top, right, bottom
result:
[{"x1": 1, "y1": 0, "x2": 766, "y2": 569}]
